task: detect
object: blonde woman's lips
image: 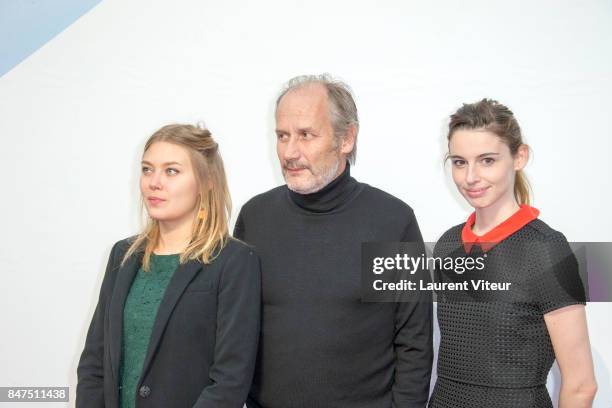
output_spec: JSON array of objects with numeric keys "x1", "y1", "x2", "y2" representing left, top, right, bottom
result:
[{"x1": 465, "y1": 187, "x2": 489, "y2": 198}]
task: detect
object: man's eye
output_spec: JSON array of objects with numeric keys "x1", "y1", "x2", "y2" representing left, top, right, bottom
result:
[{"x1": 277, "y1": 133, "x2": 288, "y2": 141}]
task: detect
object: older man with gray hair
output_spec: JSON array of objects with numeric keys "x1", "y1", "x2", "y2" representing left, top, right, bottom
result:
[{"x1": 235, "y1": 74, "x2": 432, "y2": 408}]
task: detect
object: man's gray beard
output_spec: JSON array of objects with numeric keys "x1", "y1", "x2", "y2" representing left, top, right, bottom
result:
[{"x1": 285, "y1": 156, "x2": 341, "y2": 195}]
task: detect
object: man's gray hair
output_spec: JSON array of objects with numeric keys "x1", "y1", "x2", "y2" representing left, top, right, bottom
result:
[{"x1": 275, "y1": 73, "x2": 359, "y2": 165}]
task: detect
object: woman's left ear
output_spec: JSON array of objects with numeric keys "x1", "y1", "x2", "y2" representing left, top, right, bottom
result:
[{"x1": 514, "y1": 144, "x2": 529, "y2": 171}]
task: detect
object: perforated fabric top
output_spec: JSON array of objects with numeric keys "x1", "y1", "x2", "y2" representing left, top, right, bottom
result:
[{"x1": 432, "y1": 218, "x2": 585, "y2": 390}]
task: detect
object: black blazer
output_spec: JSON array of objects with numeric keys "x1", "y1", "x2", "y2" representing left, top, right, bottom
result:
[{"x1": 77, "y1": 237, "x2": 261, "y2": 408}]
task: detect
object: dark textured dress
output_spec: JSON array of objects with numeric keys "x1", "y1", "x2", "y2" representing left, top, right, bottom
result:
[{"x1": 428, "y1": 205, "x2": 586, "y2": 408}]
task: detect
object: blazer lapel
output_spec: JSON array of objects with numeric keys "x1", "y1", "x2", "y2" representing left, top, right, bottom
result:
[
  {"x1": 139, "y1": 260, "x2": 203, "y2": 380},
  {"x1": 108, "y1": 251, "x2": 142, "y2": 383}
]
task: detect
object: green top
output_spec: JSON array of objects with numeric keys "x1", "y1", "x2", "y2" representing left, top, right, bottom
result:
[{"x1": 119, "y1": 253, "x2": 180, "y2": 408}]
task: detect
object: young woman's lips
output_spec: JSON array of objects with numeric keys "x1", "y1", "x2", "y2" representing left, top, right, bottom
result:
[
  {"x1": 147, "y1": 197, "x2": 165, "y2": 205},
  {"x1": 465, "y1": 187, "x2": 489, "y2": 198}
]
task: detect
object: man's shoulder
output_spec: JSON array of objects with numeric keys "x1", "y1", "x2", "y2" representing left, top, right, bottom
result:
[
  {"x1": 358, "y1": 182, "x2": 415, "y2": 214},
  {"x1": 239, "y1": 185, "x2": 287, "y2": 214}
]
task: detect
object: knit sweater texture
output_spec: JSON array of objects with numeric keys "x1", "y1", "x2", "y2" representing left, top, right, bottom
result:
[{"x1": 234, "y1": 165, "x2": 433, "y2": 408}]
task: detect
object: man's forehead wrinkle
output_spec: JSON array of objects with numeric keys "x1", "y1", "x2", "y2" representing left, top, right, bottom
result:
[{"x1": 278, "y1": 111, "x2": 316, "y2": 120}]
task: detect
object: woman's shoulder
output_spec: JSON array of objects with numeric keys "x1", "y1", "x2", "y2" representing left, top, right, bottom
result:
[
  {"x1": 222, "y1": 237, "x2": 255, "y2": 254},
  {"x1": 438, "y1": 223, "x2": 465, "y2": 243},
  {"x1": 109, "y1": 235, "x2": 140, "y2": 257},
  {"x1": 521, "y1": 218, "x2": 568, "y2": 243},
  {"x1": 216, "y1": 238, "x2": 259, "y2": 264},
  {"x1": 212, "y1": 238, "x2": 261, "y2": 283},
  {"x1": 433, "y1": 223, "x2": 465, "y2": 257}
]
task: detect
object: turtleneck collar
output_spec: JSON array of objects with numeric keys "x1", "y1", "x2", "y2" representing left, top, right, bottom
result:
[{"x1": 287, "y1": 162, "x2": 359, "y2": 213}]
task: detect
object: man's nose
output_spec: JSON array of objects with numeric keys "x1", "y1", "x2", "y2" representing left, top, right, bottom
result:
[{"x1": 283, "y1": 135, "x2": 301, "y2": 160}]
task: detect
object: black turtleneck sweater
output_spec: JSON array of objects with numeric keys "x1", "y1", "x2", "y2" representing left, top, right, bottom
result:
[{"x1": 234, "y1": 165, "x2": 433, "y2": 408}]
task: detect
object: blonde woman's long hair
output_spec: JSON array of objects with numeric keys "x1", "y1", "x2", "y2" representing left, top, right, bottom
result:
[{"x1": 122, "y1": 124, "x2": 232, "y2": 271}]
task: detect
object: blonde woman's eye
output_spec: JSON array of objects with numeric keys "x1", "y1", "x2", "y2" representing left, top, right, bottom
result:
[
  {"x1": 452, "y1": 159, "x2": 466, "y2": 167},
  {"x1": 166, "y1": 168, "x2": 179, "y2": 175},
  {"x1": 482, "y1": 157, "x2": 495, "y2": 165},
  {"x1": 142, "y1": 166, "x2": 152, "y2": 174}
]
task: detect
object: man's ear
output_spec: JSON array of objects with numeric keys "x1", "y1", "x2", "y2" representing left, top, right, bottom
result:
[{"x1": 340, "y1": 125, "x2": 356, "y2": 156}]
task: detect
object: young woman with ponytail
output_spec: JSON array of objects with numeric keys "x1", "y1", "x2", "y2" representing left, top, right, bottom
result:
[
  {"x1": 428, "y1": 100, "x2": 597, "y2": 407},
  {"x1": 76, "y1": 124, "x2": 261, "y2": 408}
]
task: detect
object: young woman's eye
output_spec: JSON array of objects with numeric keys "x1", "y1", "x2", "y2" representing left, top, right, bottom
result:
[
  {"x1": 452, "y1": 159, "x2": 466, "y2": 167},
  {"x1": 482, "y1": 157, "x2": 495, "y2": 165},
  {"x1": 166, "y1": 168, "x2": 179, "y2": 175},
  {"x1": 142, "y1": 166, "x2": 152, "y2": 174}
]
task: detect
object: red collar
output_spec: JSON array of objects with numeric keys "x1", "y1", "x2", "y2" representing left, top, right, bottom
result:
[{"x1": 461, "y1": 204, "x2": 540, "y2": 253}]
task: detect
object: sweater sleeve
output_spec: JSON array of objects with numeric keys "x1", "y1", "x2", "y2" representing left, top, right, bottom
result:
[
  {"x1": 392, "y1": 213, "x2": 433, "y2": 407},
  {"x1": 76, "y1": 241, "x2": 120, "y2": 408},
  {"x1": 193, "y1": 245, "x2": 262, "y2": 408}
]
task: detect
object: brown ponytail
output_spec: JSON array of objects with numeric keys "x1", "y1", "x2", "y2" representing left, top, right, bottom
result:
[{"x1": 514, "y1": 170, "x2": 530, "y2": 205}]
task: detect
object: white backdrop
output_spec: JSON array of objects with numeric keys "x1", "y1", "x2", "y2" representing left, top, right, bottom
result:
[{"x1": 0, "y1": 0, "x2": 610, "y2": 406}]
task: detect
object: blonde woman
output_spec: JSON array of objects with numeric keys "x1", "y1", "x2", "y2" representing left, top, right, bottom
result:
[{"x1": 77, "y1": 124, "x2": 261, "y2": 408}]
